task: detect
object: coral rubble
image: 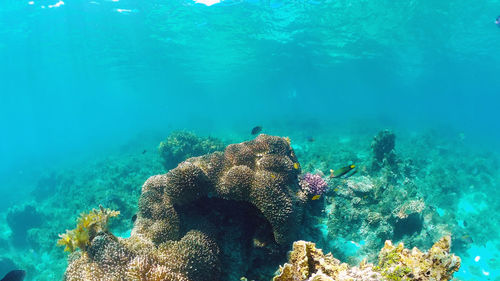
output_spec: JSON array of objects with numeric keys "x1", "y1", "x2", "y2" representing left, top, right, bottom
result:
[
  {"x1": 61, "y1": 134, "x2": 306, "y2": 280},
  {"x1": 158, "y1": 131, "x2": 225, "y2": 170},
  {"x1": 273, "y1": 236, "x2": 460, "y2": 281}
]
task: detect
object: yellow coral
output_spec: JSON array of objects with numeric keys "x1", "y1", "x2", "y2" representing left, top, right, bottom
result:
[{"x1": 57, "y1": 206, "x2": 120, "y2": 253}]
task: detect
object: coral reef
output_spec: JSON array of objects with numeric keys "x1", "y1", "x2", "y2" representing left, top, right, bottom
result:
[
  {"x1": 158, "y1": 131, "x2": 225, "y2": 170},
  {"x1": 316, "y1": 130, "x2": 453, "y2": 263},
  {"x1": 273, "y1": 240, "x2": 382, "y2": 281},
  {"x1": 371, "y1": 129, "x2": 397, "y2": 172},
  {"x1": 377, "y1": 236, "x2": 461, "y2": 281},
  {"x1": 299, "y1": 173, "x2": 328, "y2": 197},
  {"x1": 325, "y1": 171, "x2": 435, "y2": 262},
  {"x1": 138, "y1": 134, "x2": 305, "y2": 245},
  {"x1": 61, "y1": 134, "x2": 306, "y2": 280},
  {"x1": 57, "y1": 206, "x2": 120, "y2": 253},
  {"x1": 63, "y1": 229, "x2": 217, "y2": 281},
  {"x1": 273, "y1": 237, "x2": 460, "y2": 281},
  {"x1": 4, "y1": 127, "x2": 496, "y2": 281},
  {"x1": 6, "y1": 205, "x2": 43, "y2": 247}
]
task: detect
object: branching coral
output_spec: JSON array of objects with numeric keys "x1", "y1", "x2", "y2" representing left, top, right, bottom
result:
[
  {"x1": 299, "y1": 173, "x2": 328, "y2": 197},
  {"x1": 273, "y1": 236, "x2": 460, "y2": 281}
]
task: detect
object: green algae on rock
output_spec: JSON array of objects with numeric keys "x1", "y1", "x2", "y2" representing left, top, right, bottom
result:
[
  {"x1": 377, "y1": 236, "x2": 460, "y2": 281},
  {"x1": 158, "y1": 131, "x2": 225, "y2": 170},
  {"x1": 273, "y1": 236, "x2": 460, "y2": 281}
]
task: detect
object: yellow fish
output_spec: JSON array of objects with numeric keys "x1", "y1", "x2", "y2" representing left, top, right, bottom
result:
[
  {"x1": 293, "y1": 163, "x2": 300, "y2": 170},
  {"x1": 312, "y1": 195, "x2": 321, "y2": 200},
  {"x1": 334, "y1": 188, "x2": 339, "y2": 192}
]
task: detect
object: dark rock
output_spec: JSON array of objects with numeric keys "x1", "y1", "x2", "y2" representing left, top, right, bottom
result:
[{"x1": 7, "y1": 205, "x2": 43, "y2": 247}]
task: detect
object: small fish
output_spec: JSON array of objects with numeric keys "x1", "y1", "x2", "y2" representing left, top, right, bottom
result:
[
  {"x1": 311, "y1": 195, "x2": 321, "y2": 200},
  {"x1": 142, "y1": 150, "x2": 147, "y2": 154},
  {"x1": 251, "y1": 126, "x2": 262, "y2": 135},
  {"x1": 1, "y1": 270, "x2": 26, "y2": 281},
  {"x1": 463, "y1": 220, "x2": 468, "y2": 227},
  {"x1": 462, "y1": 235, "x2": 474, "y2": 244},
  {"x1": 330, "y1": 165, "x2": 356, "y2": 178},
  {"x1": 496, "y1": 15, "x2": 500, "y2": 27},
  {"x1": 293, "y1": 163, "x2": 300, "y2": 170},
  {"x1": 334, "y1": 188, "x2": 339, "y2": 192},
  {"x1": 306, "y1": 136, "x2": 315, "y2": 142},
  {"x1": 131, "y1": 214, "x2": 137, "y2": 223}
]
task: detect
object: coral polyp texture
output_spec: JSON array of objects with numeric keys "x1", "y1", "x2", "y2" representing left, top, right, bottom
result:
[
  {"x1": 61, "y1": 134, "x2": 306, "y2": 280},
  {"x1": 273, "y1": 236, "x2": 460, "y2": 281},
  {"x1": 137, "y1": 134, "x2": 305, "y2": 245},
  {"x1": 299, "y1": 172, "x2": 328, "y2": 197},
  {"x1": 158, "y1": 131, "x2": 225, "y2": 170}
]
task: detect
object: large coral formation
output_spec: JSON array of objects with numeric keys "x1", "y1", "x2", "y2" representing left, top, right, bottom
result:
[
  {"x1": 61, "y1": 134, "x2": 306, "y2": 280},
  {"x1": 273, "y1": 237, "x2": 460, "y2": 281},
  {"x1": 62, "y1": 217, "x2": 220, "y2": 281},
  {"x1": 137, "y1": 134, "x2": 305, "y2": 246},
  {"x1": 158, "y1": 131, "x2": 225, "y2": 170}
]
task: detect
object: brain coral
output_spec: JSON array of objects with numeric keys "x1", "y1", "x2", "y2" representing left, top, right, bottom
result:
[
  {"x1": 135, "y1": 133, "x2": 306, "y2": 246},
  {"x1": 63, "y1": 134, "x2": 306, "y2": 280}
]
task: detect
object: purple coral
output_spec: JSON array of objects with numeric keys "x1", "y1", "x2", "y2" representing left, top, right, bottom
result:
[{"x1": 299, "y1": 173, "x2": 328, "y2": 196}]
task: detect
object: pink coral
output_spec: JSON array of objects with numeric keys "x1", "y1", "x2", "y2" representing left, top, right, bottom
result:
[{"x1": 299, "y1": 173, "x2": 328, "y2": 196}]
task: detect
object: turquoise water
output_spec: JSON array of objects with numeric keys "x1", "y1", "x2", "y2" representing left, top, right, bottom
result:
[{"x1": 1, "y1": 0, "x2": 500, "y2": 280}]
